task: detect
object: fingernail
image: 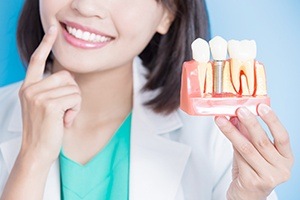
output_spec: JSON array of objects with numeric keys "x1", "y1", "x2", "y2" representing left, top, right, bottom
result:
[
  {"x1": 215, "y1": 117, "x2": 228, "y2": 127},
  {"x1": 48, "y1": 26, "x2": 57, "y2": 34},
  {"x1": 258, "y1": 104, "x2": 271, "y2": 116},
  {"x1": 238, "y1": 107, "x2": 250, "y2": 118}
]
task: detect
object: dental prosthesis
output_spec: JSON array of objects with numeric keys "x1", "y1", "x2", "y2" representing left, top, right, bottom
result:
[{"x1": 180, "y1": 36, "x2": 270, "y2": 116}]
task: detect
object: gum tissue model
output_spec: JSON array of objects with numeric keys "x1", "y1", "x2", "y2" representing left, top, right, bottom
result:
[{"x1": 180, "y1": 36, "x2": 270, "y2": 116}]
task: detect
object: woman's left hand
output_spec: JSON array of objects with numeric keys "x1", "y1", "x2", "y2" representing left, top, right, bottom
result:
[{"x1": 215, "y1": 104, "x2": 294, "y2": 200}]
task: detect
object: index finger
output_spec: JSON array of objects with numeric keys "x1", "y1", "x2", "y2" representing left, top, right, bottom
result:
[{"x1": 23, "y1": 26, "x2": 58, "y2": 87}]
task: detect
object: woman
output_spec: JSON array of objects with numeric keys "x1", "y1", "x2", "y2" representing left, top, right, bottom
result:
[{"x1": 0, "y1": 0, "x2": 293, "y2": 199}]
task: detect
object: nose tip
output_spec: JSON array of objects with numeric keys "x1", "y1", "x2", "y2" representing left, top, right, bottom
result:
[{"x1": 71, "y1": 0, "x2": 108, "y2": 19}]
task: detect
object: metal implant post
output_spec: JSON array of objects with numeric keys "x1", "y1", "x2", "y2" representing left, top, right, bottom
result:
[{"x1": 213, "y1": 60, "x2": 225, "y2": 95}]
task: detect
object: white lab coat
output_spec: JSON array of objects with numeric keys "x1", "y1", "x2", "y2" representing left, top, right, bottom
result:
[{"x1": 0, "y1": 57, "x2": 277, "y2": 199}]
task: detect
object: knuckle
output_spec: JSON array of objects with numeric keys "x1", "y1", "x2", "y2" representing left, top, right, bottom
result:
[
  {"x1": 239, "y1": 142, "x2": 254, "y2": 155},
  {"x1": 22, "y1": 87, "x2": 34, "y2": 100},
  {"x1": 222, "y1": 123, "x2": 236, "y2": 134},
  {"x1": 256, "y1": 137, "x2": 271, "y2": 149},
  {"x1": 74, "y1": 93, "x2": 82, "y2": 102},
  {"x1": 247, "y1": 118, "x2": 260, "y2": 129},
  {"x1": 54, "y1": 70, "x2": 75, "y2": 85},
  {"x1": 263, "y1": 175, "x2": 277, "y2": 189},
  {"x1": 18, "y1": 86, "x2": 25, "y2": 98},
  {"x1": 247, "y1": 178, "x2": 262, "y2": 189},
  {"x1": 280, "y1": 168, "x2": 291, "y2": 182},
  {"x1": 32, "y1": 93, "x2": 46, "y2": 106},
  {"x1": 277, "y1": 134, "x2": 290, "y2": 146}
]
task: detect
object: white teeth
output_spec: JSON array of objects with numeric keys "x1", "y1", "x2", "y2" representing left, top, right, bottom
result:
[
  {"x1": 191, "y1": 38, "x2": 211, "y2": 95},
  {"x1": 228, "y1": 40, "x2": 257, "y2": 95},
  {"x1": 90, "y1": 33, "x2": 96, "y2": 41},
  {"x1": 82, "y1": 31, "x2": 90, "y2": 40},
  {"x1": 66, "y1": 25, "x2": 111, "y2": 43},
  {"x1": 209, "y1": 36, "x2": 227, "y2": 60},
  {"x1": 191, "y1": 38, "x2": 210, "y2": 63},
  {"x1": 75, "y1": 29, "x2": 83, "y2": 39},
  {"x1": 228, "y1": 40, "x2": 257, "y2": 61},
  {"x1": 190, "y1": 37, "x2": 266, "y2": 96}
]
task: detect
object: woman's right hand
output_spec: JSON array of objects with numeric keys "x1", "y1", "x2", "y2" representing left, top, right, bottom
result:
[
  {"x1": 1, "y1": 26, "x2": 81, "y2": 200},
  {"x1": 18, "y1": 26, "x2": 81, "y2": 166}
]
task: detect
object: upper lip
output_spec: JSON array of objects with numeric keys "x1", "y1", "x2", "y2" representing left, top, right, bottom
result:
[{"x1": 62, "y1": 20, "x2": 116, "y2": 38}]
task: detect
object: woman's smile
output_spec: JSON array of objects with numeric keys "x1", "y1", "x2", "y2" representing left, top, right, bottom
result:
[{"x1": 61, "y1": 21, "x2": 115, "y2": 49}]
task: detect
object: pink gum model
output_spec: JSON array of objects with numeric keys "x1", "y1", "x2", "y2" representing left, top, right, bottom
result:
[{"x1": 180, "y1": 60, "x2": 270, "y2": 116}]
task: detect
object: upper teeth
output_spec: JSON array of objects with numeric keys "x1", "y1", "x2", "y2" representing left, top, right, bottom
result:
[
  {"x1": 66, "y1": 25, "x2": 111, "y2": 43},
  {"x1": 209, "y1": 36, "x2": 228, "y2": 60}
]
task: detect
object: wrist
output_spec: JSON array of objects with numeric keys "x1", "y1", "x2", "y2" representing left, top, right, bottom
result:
[{"x1": 17, "y1": 147, "x2": 55, "y2": 172}]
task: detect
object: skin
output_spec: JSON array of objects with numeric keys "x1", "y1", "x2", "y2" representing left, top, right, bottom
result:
[
  {"x1": 1, "y1": 0, "x2": 173, "y2": 199},
  {"x1": 1, "y1": 0, "x2": 293, "y2": 199},
  {"x1": 215, "y1": 105, "x2": 294, "y2": 199}
]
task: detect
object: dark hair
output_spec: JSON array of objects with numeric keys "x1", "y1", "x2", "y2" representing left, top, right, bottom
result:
[{"x1": 17, "y1": 0, "x2": 210, "y2": 114}]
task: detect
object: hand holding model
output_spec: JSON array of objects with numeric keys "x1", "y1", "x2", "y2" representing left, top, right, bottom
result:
[
  {"x1": 215, "y1": 106, "x2": 293, "y2": 199},
  {"x1": 181, "y1": 36, "x2": 294, "y2": 199}
]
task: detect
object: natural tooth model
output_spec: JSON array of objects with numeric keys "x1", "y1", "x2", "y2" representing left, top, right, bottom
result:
[
  {"x1": 180, "y1": 36, "x2": 269, "y2": 116},
  {"x1": 228, "y1": 39, "x2": 257, "y2": 95},
  {"x1": 191, "y1": 38, "x2": 212, "y2": 96}
]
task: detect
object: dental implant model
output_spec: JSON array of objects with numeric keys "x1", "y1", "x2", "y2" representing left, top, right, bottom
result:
[{"x1": 180, "y1": 36, "x2": 270, "y2": 116}]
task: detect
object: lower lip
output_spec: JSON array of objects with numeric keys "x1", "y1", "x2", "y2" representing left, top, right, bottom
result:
[{"x1": 62, "y1": 27, "x2": 112, "y2": 49}]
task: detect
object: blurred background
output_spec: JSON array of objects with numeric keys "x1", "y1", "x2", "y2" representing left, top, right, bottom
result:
[{"x1": 0, "y1": 0, "x2": 299, "y2": 199}]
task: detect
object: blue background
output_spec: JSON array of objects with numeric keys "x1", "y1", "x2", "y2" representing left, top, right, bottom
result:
[{"x1": 0, "y1": 0, "x2": 299, "y2": 199}]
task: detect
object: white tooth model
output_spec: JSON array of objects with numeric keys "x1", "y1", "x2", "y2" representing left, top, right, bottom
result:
[
  {"x1": 180, "y1": 36, "x2": 269, "y2": 116},
  {"x1": 228, "y1": 39, "x2": 257, "y2": 95},
  {"x1": 209, "y1": 36, "x2": 236, "y2": 95},
  {"x1": 191, "y1": 38, "x2": 212, "y2": 96},
  {"x1": 209, "y1": 36, "x2": 227, "y2": 60}
]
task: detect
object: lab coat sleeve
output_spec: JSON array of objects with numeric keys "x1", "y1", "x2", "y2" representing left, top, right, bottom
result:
[
  {"x1": 0, "y1": 152, "x2": 9, "y2": 197},
  {"x1": 210, "y1": 125, "x2": 233, "y2": 200}
]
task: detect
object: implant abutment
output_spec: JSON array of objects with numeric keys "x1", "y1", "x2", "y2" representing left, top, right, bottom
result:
[{"x1": 213, "y1": 60, "x2": 226, "y2": 95}]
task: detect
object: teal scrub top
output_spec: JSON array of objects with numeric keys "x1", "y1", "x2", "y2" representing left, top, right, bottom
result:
[{"x1": 59, "y1": 113, "x2": 131, "y2": 200}]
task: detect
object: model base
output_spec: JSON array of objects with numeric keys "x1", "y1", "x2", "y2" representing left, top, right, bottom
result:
[{"x1": 180, "y1": 96, "x2": 270, "y2": 116}]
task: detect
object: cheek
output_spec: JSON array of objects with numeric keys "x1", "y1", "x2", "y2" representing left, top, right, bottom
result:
[
  {"x1": 39, "y1": 0, "x2": 65, "y2": 31},
  {"x1": 112, "y1": 2, "x2": 164, "y2": 41}
]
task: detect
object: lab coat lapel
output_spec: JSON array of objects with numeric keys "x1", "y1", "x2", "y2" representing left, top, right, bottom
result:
[
  {"x1": 129, "y1": 58, "x2": 191, "y2": 200},
  {"x1": 0, "y1": 103, "x2": 61, "y2": 200}
]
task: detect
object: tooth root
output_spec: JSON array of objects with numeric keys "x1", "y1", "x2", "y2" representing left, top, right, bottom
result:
[
  {"x1": 242, "y1": 60, "x2": 255, "y2": 95},
  {"x1": 205, "y1": 63, "x2": 213, "y2": 94},
  {"x1": 255, "y1": 62, "x2": 267, "y2": 96},
  {"x1": 197, "y1": 63, "x2": 212, "y2": 95},
  {"x1": 241, "y1": 75, "x2": 251, "y2": 95},
  {"x1": 230, "y1": 59, "x2": 243, "y2": 94},
  {"x1": 197, "y1": 64, "x2": 206, "y2": 94},
  {"x1": 222, "y1": 61, "x2": 236, "y2": 94}
]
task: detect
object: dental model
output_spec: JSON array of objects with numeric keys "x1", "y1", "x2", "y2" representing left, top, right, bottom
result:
[{"x1": 180, "y1": 36, "x2": 270, "y2": 116}]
